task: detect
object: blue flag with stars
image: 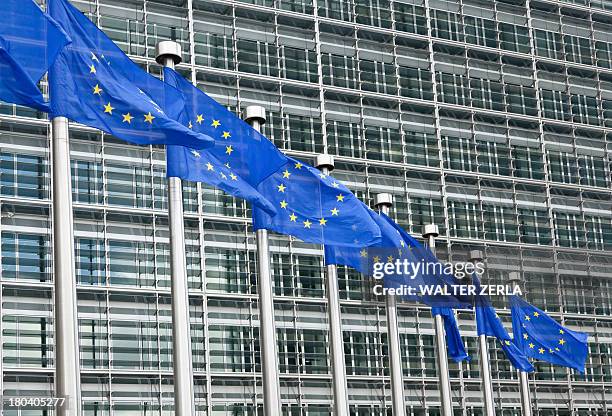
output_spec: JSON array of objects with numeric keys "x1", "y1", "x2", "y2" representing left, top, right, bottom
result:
[
  {"x1": 252, "y1": 157, "x2": 381, "y2": 247},
  {"x1": 473, "y1": 275, "x2": 534, "y2": 372},
  {"x1": 511, "y1": 295, "x2": 588, "y2": 373},
  {"x1": 162, "y1": 68, "x2": 279, "y2": 214},
  {"x1": 432, "y1": 307, "x2": 470, "y2": 363},
  {"x1": 0, "y1": 0, "x2": 69, "y2": 111},
  {"x1": 48, "y1": 0, "x2": 212, "y2": 149}
]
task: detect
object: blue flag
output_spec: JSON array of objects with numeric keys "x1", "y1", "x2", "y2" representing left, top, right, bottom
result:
[
  {"x1": 325, "y1": 209, "x2": 470, "y2": 308},
  {"x1": 0, "y1": 0, "x2": 69, "y2": 111},
  {"x1": 162, "y1": 68, "x2": 278, "y2": 214},
  {"x1": 511, "y1": 295, "x2": 588, "y2": 373},
  {"x1": 473, "y1": 275, "x2": 534, "y2": 372},
  {"x1": 48, "y1": 0, "x2": 212, "y2": 149},
  {"x1": 432, "y1": 307, "x2": 469, "y2": 363}
]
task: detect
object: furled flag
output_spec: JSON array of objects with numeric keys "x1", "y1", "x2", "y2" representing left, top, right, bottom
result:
[
  {"x1": 0, "y1": 0, "x2": 69, "y2": 111},
  {"x1": 473, "y1": 275, "x2": 534, "y2": 372},
  {"x1": 47, "y1": 0, "x2": 212, "y2": 149},
  {"x1": 511, "y1": 295, "x2": 588, "y2": 373},
  {"x1": 162, "y1": 68, "x2": 381, "y2": 247},
  {"x1": 432, "y1": 307, "x2": 470, "y2": 363},
  {"x1": 325, "y1": 207, "x2": 470, "y2": 308},
  {"x1": 162, "y1": 68, "x2": 279, "y2": 214}
]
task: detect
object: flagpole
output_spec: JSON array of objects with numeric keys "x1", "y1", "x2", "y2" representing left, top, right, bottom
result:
[
  {"x1": 422, "y1": 224, "x2": 453, "y2": 416},
  {"x1": 51, "y1": 116, "x2": 82, "y2": 415},
  {"x1": 470, "y1": 250, "x2": 495, "y2": 416},
  {"x1": 316, "y1": 154, "x2": 349, "y2": 416},
  {"x1": 374, "y1": 193, "x2": 406, "y2": 416},
  {"x1": 243, "y1": 106, "x2": 281, "y2": 415},
  {"x1": 156, "y1": 41, "x2": 196, "y2": 415},
  {"x1": 509, "y1": 271, "x2": 533, "y2": 416}
]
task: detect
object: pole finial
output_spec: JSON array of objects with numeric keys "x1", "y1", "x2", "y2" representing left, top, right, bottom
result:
[
  {"x1": 374, "y1": 193, "x2": 393, "y2": 209},
  {"x1": 155, "y1": 41, "x2": 182, "y2": 65},
  {"x1": 243, "y1": 105, "x2": 266, "y2": 124},
  {"x1": 422, "y1": 223, "x2": 439, "y2": 238},
  {"x1": 469, "y1": 250, "x2": 484, "y2": 262},
  {"x1": 315, "y1": 154, "x2": 335, "y2": 172}
]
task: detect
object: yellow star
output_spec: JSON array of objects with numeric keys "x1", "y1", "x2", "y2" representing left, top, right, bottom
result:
[
  {"x1": 220, "y1": 173, "x2": 227, "y2": 180},
  {"x1": 523, "y1": 334, "x2": 528, "y2": 340},
  {"x1": 294, "y1": 162, "x2": 303, "y2": 169},
  {"x1": 91, "y1": 52, "x2": 99, "y2": 62},
  {"x1": 538, "y1": 348, "x2": 545, "y2": 354},
  {"x1": 89, "y1": 64, "x2": 96, "y2": 74},
  {"x1": 103, "y1": 102, "x2": 114, "y2": 114},
  {"x1": 528, "y1": 343, "x2": 535, "y2": 349},
  {"x1": 122, "y1": 113, "x2": 133, "y2": 124},
  {"x1": 360, "y1": 249, "x2": 367, "y2": 257},
  {"x1": 504, "y1": 340, "x2": 511, "y2": 346},
  {"x1": 144, "y1": 112, "x2": 155, "y2": 124},
  {"x1": 525, "y1": 316, "x2": 531, "y2": 321},
  {"x1": 555, "y1": 347, "x2": 560, "y2": 351},
  {"x1": 211, "y1": 119, "x2": 220, "y2": 128},
  {"x1": 372, "y1": 256, "x2": 381, "y2": 263},
  {"x1": 559, "y1": 329, "x2": 564, "y2": 334},
  {"x1": 559, "y1": 339, "x2": 566, "y2": 345},
  {"x1": 230, "y1": 173, "x2": 238, "y2": 181},
  {"x1": 337, "y1": 194, "x2": 345, "y2": 202},
  {"x1": 549, "y1": 349, "x2": 554, "y2": 353},
  {"x1": 331, "y1": 181, "x2": 340, "y2": 188},
  {"x1": 319, "y1": 218, "x2": 327, "y2": 226},
  {"x1": 289, "y1": 213, "x2": 297, "y2": 222},
  {"x1": 400, "y1": 240, "x2": 405, "y2": 247},
  {"x1": 387, "y1": 255, "x2": 394, "y2": 263},
  {"x1": 303, "y1": 220, "x2": 312, "y2": 228},
  {"x1": 533, "y1": 312, "x2": 539, "y2": 317},
  {"x1": 280, "y1": 200, "x2": 288, "y2": 209},
  {"x1": 331, "y1": 207, "x2": 339, "y2": 216},
  {"x1": 319, "y1": 173, "x2": 327, "y2": 179},
  {"x1": 282, "y1": 169, "x2": 291, "y2": 179},
  {"x1": 92, "y1": 84, "x2": 103, "y2": 95},
  {"x1": 225, "y1": 145, "x2": 233, "y2": 155},
  {"x1": 222, "y1": 131, "x2": 231, "y2": 139},
  {"x1": 196, "y1": 114, "x2": 204, "y2": 124},
  {"x1": 206, "y1": 162, "x2": 214, "y2": 171},
  {"x1": 277, "y1": 184, "x2": 286, "y2": 193},
  {"x1": 225, "y1": 163, "x2": 231, "y2": 169},
  {"x1": 188, "y1": 121, "x2": 193, "y2": 129}
]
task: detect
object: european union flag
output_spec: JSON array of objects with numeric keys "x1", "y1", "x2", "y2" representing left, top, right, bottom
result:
[
  {"x1": 162, "y1": 68, "x2": 280, "y2": 214},
  {"x1": 432, "y1": 307, "x2": 469, "y2": 363},
  {"x1": 252, "y1": 158, "x2": 381, "y2": 247},
  {"x1": 48, "y1": 0, "x2": 212, "y2": 149},
  {"x1": 325, "y1": 209, "x2": 470, "y2": 308},
  {"x1": 0, "y1": 0, "x2": 69, "y2": 111},
  {"x1": 473, "y1": 275, "x2": 534, "y2": 372},
  {"x1": 511, "y1": 295, "x2": 588, "y2": 373}
]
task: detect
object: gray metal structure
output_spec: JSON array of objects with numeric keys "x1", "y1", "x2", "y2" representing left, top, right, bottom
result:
[
  {"x1": 244, "y1": 105, "x2": 282, "y2": 416},
  {"x1": 52, "y1": 116, "x2": 81, "y2": 416},
  {"x1": 156, "y1": 41, "x2": 196, "y2": 415},
  {"x1": 316, "y1": 153, "x2": 349, "y2": 416},
  {"x1": 374, "y1": 193, "x2": 407, "y2": 416},
  {"x1": 423, "y1": 224, "x2": 453, "y2": 416}
]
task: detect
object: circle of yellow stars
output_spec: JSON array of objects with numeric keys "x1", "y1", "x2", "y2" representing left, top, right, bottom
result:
[{"x1": 523, "y1": 310, "x2": 566, "y2": 355}]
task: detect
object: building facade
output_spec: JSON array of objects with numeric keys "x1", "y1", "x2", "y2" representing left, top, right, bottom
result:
[{"x1": 1, "y1": 0, "x2": 611, "y2": 414}]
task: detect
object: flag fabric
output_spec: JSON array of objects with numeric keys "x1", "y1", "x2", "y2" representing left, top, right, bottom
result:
[
  {"x1": 473, "y1": 275, "x2": 534, "y2": 372},
  {"x1": 160, "y1": 68, "x2": 381, "y2": 247},
  {"x1": 511, "y1": 295, "x2": 588, "y2": 373},
  {"x1": 0, "y1": 0, "x2": 69, "y2": 111},
  {"x1": 48, "y1": 0, "x2": 213, "y2": 149},
  {"x1": 162, "y1": 68, "x2": 279, "y2": 214},
  {"x1": 324, "y1": 209, "x2": 470, "y2": 308},
  {"x1": 432, "y1": 307, "x2": 470, "y2": 363}
]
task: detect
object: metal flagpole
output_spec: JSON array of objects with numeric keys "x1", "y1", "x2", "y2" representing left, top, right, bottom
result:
[
  {"x1": 156, "y1": 41, "x2": 195, "y2": 415},
  {"x1": 470, "y1": 250, "x2": 495, "y2": 416},
  {"x1": 374, "y1": 193, "x2": 406, "y2": 416},
  {"x1": 51, "y1": 116, "x2": 82, "y2": 415},
  {"x1": 509, "y1": 271, "x2": 533, "y2": 416},
  {"x1": 422, "y1": 224, "x2": 453, "y2": 416},
  {"x1": 315, "y1": 154, "x2": 349, "y2": 416},
  {"x1": 243, "y1": 106, "x2": 281, "y2": 415}
]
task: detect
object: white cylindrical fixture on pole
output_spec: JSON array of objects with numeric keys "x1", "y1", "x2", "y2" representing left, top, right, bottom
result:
[
  {"x1": 316, "y1": 154, "x2": 349, "y2": 416},
  {"x1": 52, "y1": 116, "x2": 82, "y2": 415},
  {"x1": 156, "y1": 41, "x2": 196, "y2": 415},
  {"x1": 470, "y1": 250, "x2": 495, "y2": 416},
  {"x1": 374, "y1": 193, "x2": 406, "y2": 416},
  {"x1": 508, "y1": 271, "x2": 533, "y2": 416},
  {"x1": 423, "y1": 224, "x2": 453, "y2": 416},
  {"x1": 244, "y1": 105, "x2": 281, "y2": 415}
]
